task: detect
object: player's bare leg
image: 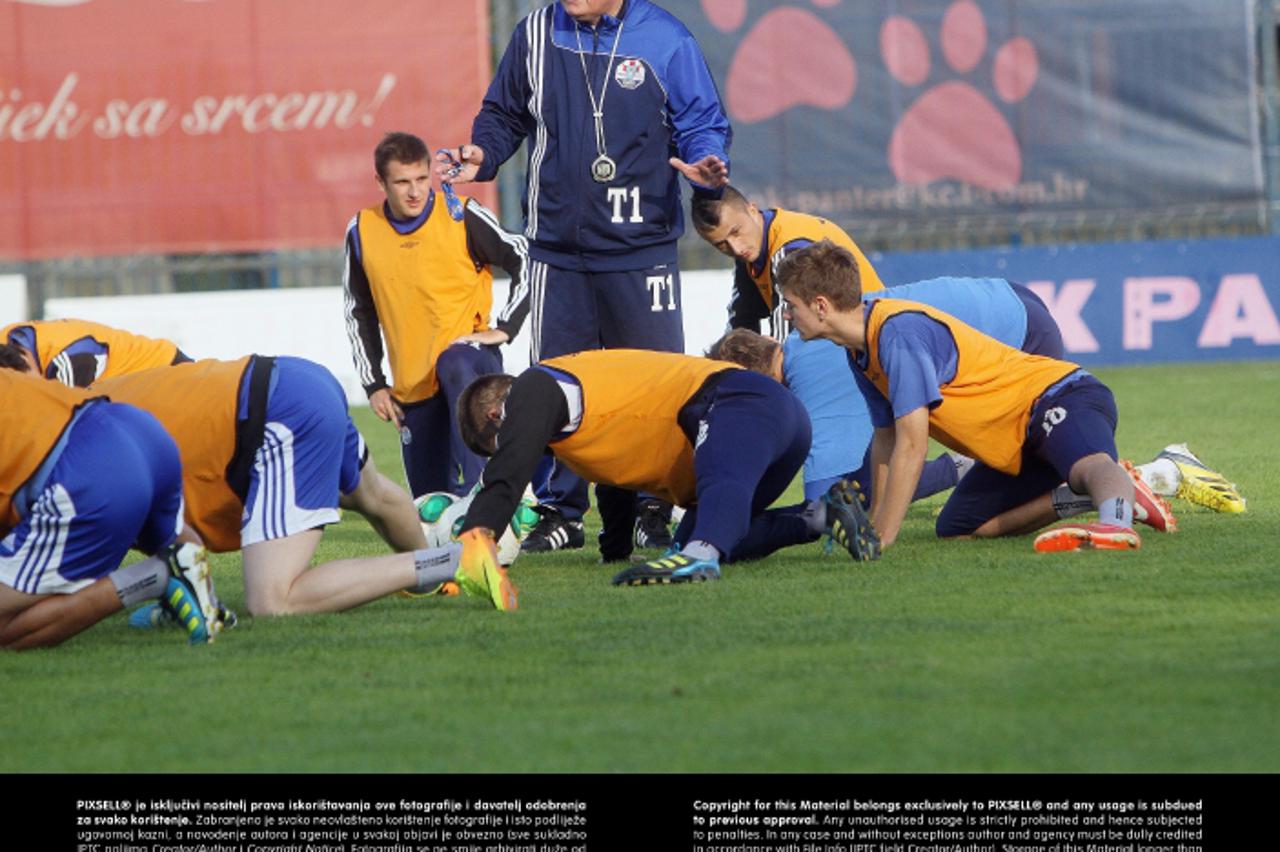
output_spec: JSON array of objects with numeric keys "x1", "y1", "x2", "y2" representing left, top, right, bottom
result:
[
  {"x1": 1067, "y1": 453, "x2": 1135, "y2": 514},
  {"x1": 1032, "y1": 454, "x2": 1141, "y2": 551},
  {"x1": 241, "y1": 530, "x2": 424, "y2": 616},
  {"x1": 339, "y1": 456, "x2": 425, "y2": 552}
]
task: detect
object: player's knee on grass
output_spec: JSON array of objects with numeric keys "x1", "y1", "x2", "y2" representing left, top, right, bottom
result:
[
  {"x1": 241, "y1": 531, "x2": 323, "y2": 616},
  {"x1": 935, "y1": 504, "x2": 983, "y2": 539}
]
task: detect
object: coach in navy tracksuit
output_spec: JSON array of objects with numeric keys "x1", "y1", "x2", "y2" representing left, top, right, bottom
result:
[{"x1": 435, "y1": 0, "x2": 732, "y2": 560}]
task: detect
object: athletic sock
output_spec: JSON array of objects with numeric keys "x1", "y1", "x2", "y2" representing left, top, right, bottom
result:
[
  {"x1": 1135, "y1": 458, "x2": 1180, "y2": 496},
  {"x1": 110, "y1": 557, "x2": 170, "y2": 607},
  {"x1": 681, "y1": 541, "x2": 720, "y2": 562},
  {"x1": 913, "y1": 455, "x2": 959, "y2": 500},
  {"x1": 1051, "y1": 483, "x2": 1094, "y2": 518},
  {"x1": 1097, "y1": 497, "x2": 1135, "y2": 529},
  {"x1": 412, "y1": 543, "x2": 462, "y2": 593}
]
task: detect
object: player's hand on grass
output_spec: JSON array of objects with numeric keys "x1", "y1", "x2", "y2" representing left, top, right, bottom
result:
[{"x1": 368, "y1": 388, "x2": 404, "y2": 429}]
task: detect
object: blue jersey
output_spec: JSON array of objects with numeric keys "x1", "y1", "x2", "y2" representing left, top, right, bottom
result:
[
  {"x1": 782, "y1": 332, "x2": 870, "y2": 487},
  {"x1": 471, "y1": 0, "x2": 731, "y2": 271},
  {"x1": 867, "y1": 277, "x2": 1026, "y2": 349},
  {"x1": 852, "y1": 307, "x2": 959, "y2": 429}
]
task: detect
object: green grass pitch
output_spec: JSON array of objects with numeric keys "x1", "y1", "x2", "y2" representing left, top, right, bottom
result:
[{"x1": 3, "y1": 360, "x2": 1277, "y2": 773}]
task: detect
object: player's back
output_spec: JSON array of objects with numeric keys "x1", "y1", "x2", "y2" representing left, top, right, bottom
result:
[
  {"x1": 762, "y1": 209, "x2": 885, "y2": 302},
  {"x1": 3, "y1": 318, "x2": 180, "y2": 384},
  {"x1": 0, "y1": 370, "x2": 94, "y2": 529},
  {"x1": 539, "y1": 350, "x2": 741, "y2": 504},
  {"x1": 868, "y1": 277, "x2": 1025, "y2": 348},
  {"x1": 862, "y1": 299, "x2": 1077, "y2": 474},
  {"x1": 94, "y1": 357, "x2": 252, "y2": 551}
]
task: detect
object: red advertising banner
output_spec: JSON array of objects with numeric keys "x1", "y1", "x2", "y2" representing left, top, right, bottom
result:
[{"x1": 0, "y1": 0, "x2": 494, "y2": 259}]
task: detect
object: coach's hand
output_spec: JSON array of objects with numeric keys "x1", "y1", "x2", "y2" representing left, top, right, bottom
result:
[
  {"x1": 669, "y1": 154, "x2": 729, "y2": 189},
  {"x1": 432, "y1": 144, "x2": 485, "y2": 185},
  {"x1": 369, "y1": 388, "x2": 404, "y2": 429}
]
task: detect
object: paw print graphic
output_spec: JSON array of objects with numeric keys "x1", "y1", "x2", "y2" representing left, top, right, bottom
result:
[
  {"x1": 700, "y1": 0, "x2": 856, "y2": 124},
  {"x1": 883, "y1": 0, "x2": 1039, "y2": 190}
]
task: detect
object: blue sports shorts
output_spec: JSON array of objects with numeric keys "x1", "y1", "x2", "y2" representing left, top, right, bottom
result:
[
  {"x1": 0, "y1": 401, "x2": 183, "y2": 594},
  {"x1": 239, "y1": 357, "x2": 366, "y2": 547}
]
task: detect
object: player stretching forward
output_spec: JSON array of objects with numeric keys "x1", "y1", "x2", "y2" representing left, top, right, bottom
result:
[
  {"x1": 455, "y1": 349, "x2": 878, "y2": 587},
  {"x1": 2, "y1": 354, "x2": 515, "y2": 615},
  {"x1": 692, "y1": 187, "x2": 963, "y2": 506},
  {"x1": 0, "y1": 369, "x2": 222, "y2": 650},
  {"x1": 776, "y1": 241, "x2": 1156, "y2": 553},
  {"x1": 1, "y1": 318, "x2": 191, "y2": 387}
]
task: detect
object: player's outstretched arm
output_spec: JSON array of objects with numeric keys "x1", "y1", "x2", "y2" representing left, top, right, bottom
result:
[
  {"x1": 867, "y1": 425, "x2": 894, "y2": 518},
  {"x1": 872, "y1": 407, "x2": 930, "y2": 549}
]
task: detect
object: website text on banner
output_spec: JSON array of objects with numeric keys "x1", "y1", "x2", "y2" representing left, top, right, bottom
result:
[
  {"x1": 680, "y1": 0, "x2": 1265, "y2": 233},
  {"x1": 0, "y1": 0, "x2": 492, "y2": 260}
]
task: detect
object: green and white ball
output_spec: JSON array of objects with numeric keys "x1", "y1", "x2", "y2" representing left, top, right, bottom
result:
[{"x1": 414, "y1": 485, "x2": 539, "y2": 567}]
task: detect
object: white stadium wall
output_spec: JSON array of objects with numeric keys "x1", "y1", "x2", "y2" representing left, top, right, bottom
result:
[
  {"x1": 0, "y1": 274, "x2": 28, "y2": 327},
  {"x1": 42, "y1": 270, "x2": 736, "y2": 404}
]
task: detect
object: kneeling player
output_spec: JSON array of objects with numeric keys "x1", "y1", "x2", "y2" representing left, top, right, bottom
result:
[
  {"x1": 8, "y1": 355, "x2": 516, "y2": 616},
  {"x1": 777, "y1": 241, "x2": 1159, "y2": 553},
  {"x1": 1, "y1": 317, "x2": 192, "y2": 387},
  {"x1": 455, "y1": 349, "x2": 878, "y2": 588},
  {"x1": 0, "y1": 370, "x2": 222, "y2": 650}
]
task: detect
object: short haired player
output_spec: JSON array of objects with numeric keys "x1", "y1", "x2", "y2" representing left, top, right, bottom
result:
[{"x1": 775, "y1": 240, "x2": 1158, "y2": 553}]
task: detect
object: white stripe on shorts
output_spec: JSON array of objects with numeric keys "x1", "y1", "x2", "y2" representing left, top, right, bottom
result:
[
  {"x1": 240, "y1": 422, "x2": 341, "y2": 548},
  {"x1": 0, "y1": 484, "x2": 76, "y2": 595}
]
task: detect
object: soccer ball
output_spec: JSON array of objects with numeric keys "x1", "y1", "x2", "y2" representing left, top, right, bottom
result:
[{"x1": 415, "y1": 485, "x2": 539, "y2": 567}]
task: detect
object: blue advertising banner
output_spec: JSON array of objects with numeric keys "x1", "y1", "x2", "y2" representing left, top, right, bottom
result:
[
  {"x1": 677, "y1": 0, "x2": 1265, "y2": 230},
  {"x1": 869, "y1": 235, "x2": 1280, "y2": 366}
]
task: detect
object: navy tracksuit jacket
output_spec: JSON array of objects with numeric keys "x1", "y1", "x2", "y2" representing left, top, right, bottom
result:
[{"x1": 471, "y1": 0, "x2": 732, "y2": 273}]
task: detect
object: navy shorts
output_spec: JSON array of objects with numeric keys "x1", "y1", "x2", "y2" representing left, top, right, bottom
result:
[
  {"x1": 528, "y1": 260, "x2": 684, "y2": 360},
  {"x1": 1011, "y1": 282, "x2": 1065, "y2": 359},
  {"x1": 399, "y1": 343, "x2": 503, "y2": 497},
  {"x1": 673, "y1": 371, "x2": 812, "y2": 558},
  {"x1": 936, "y1": 372, "x2": 1118, "y2": 537}
]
